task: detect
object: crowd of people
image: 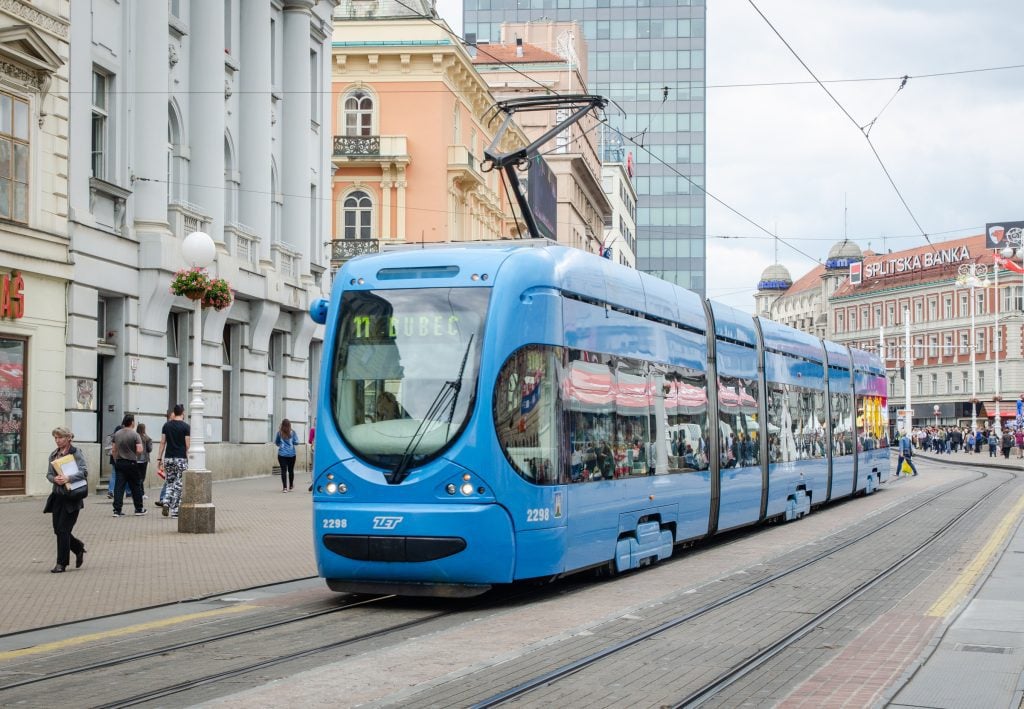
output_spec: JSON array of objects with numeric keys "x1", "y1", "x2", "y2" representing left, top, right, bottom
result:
[{"x1": 904, "y1": 424, "x2": 1024, "y2": 459}]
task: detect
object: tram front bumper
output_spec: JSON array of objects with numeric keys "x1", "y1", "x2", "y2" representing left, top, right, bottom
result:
[{"x1": 315, "y1": 502, "x2": 515, "y2": 587}]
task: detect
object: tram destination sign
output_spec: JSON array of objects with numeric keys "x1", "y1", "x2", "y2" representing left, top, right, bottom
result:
[{"x1": 863, "y1": 245, "x2": 970, "y2": 280}]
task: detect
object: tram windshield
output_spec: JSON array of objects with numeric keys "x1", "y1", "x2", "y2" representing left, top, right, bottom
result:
[{"x1": 330, "y1": 287, "x2": 489, "y2": 470}]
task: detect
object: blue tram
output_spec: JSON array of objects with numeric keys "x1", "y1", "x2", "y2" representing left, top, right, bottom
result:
[{"x1": 308, "y1": 242, "x2": 889, "y2": 596}]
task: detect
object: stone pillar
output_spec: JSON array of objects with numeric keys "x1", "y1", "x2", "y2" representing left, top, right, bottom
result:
[
  {"x1": 380, "y1": 165, "x2": 392, "y2": 240},
  {"x1": 240, "y1": 0, "x2": 273, "y2": 260},
  {"x1": 189, "y1": 0, "x2": 226, "y2": 244},
  {"x1": 396, "y1": 167, "x2": 407, "y2": 241},
  {"x1": 282, "y1": 0, "x2": 314, "y2": 272},
  {"x1": 178, "y1": 466, "x2": 215, "y2": 533}
]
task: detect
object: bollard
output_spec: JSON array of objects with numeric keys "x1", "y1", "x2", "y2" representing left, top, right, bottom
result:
[{"x1": 178, "y1": 469, "x2": 216, "y2": 533}]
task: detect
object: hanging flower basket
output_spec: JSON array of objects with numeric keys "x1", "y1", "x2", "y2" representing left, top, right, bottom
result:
[
  {"x1": 170, "y1": 267, "x2": 212, "y2": 300},
  {"x1": 202, "y1": 277, "x2": 234, "y2": 311}
]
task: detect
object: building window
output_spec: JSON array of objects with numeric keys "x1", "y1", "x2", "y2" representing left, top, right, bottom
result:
[
  {"x1": 1004, "y1": 286, "x2": 1023, "y2": 312},
  {"x1": 344, "y1": 90, "x2": 374, "y2": 137},
  {"x1": 931, "y1": 373, "x2": 937, "y2": 394},
  {"x1": 943, "y1": 334, "x2": 952, "y2": 356},
  {"x1": 914, "y1": 300, "x2": 923, "y2": 322},
  {"x1": 943, "y1": 296, "x2": 952, "y2": 319},
  {"x1": 91, "y1": 70, "x2": 109, "y2": 179},
  {"x1": 962, "y1": 371, "x2": 969, "y2": 393},
  {"x1": 343, "y1": 190, "x2": 372, "y2": 240},
  {"x1": 929, "y1": 335, "x2": 937, "y2": 357},
  {"x1": 946, "y1": 372, "x2": 952, "y2": 393},
  {"x1": 976, "y1": 291, "x2": 986, "y2": 315},
  {"x1": 916, "y1": 375, "x2": 923, "y2": 396},
  {"x1": 310, "y1": 49, "x2": 319, "y2": 119},
  {"x1": 977, "y1": 330, "x2": 986, "y2": 354},
  {"x1": 928, "y1": 299, "x2": 937, "y2": 320},
  {"x1": 960, "y1": 292, "x2": 969, "y2": 316},
  {"x1": 979, "y1": 370, "x2": 986, "y2": 393},
  {"x1": 0, "y1": 91, "x2": 29, "y2": 222},
  {"x1": 960, "y1": 332, "x2": 969, "y2": 355},
  {"x1": 887, "y1": 304, "x2": 895, "y2": 326}
]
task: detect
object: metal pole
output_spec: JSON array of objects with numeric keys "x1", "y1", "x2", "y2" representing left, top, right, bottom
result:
[
  {"x1": 904, "y1": 307, "x2": 912, "y2": 435},
  {"x1": 189, "y1": 296, "x2": 206, "y2": 471},
  {"x1": 994, "y1": 260, "x2": 1001, "y2": 434},
  {"x1": 971, "y1": 277, "x2": 978, "y2": 434}
]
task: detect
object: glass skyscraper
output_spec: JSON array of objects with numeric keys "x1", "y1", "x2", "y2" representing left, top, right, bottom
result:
[{"x1": 463, "y1": 0, "x2": 707, "y2": 294}]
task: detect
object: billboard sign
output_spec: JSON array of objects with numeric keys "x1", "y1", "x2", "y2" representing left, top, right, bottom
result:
[
  {"x1": 849, "y1": 260, "x2": 862, "y2": 285},
  {"x1": 526, "y1": 156, "x2": 558, "y2": 241},
  {"x1": 985, "y1": 220, "x2": 1024, "y2": 249}
]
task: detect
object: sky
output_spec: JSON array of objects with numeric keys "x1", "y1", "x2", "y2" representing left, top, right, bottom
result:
[{"x1": 434, "y1": 1, "x2": 1024, "y2": 313}]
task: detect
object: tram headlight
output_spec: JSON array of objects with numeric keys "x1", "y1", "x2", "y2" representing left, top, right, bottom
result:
[
  {"x1": 326, "y1": 482, "x2": 338, "y2": 494},
  {"x1": 460, "y1": 482, "x2": 474, "y2": 496},
  {"x1": 446, "y1": 483, "x2": 456, "y2": 495}
]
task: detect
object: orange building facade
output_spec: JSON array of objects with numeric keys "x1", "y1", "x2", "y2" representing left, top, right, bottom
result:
[{"x1": 330, "y1": 8, "x2": 526, "y2": 264}]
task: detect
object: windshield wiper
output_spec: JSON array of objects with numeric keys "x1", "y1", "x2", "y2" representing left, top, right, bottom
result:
[{"x1": 388, "y1": 334, "x2": 474, "y2": 485}]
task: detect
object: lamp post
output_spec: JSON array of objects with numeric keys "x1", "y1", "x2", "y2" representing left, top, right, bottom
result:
[
  {"x1": 999, "y1": 227, "x2": 1024, "y2": 431},
  {"x1": 180, "y1": 231, "x2": 216, "y2": 533},
  {"x1": 956, "y1": 262, "x2": 990, "y2": 434}
]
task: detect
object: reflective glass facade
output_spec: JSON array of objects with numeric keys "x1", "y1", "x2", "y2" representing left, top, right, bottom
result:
[{"x1": 463, "y1": 0, "x2": 707, "y2": 294}]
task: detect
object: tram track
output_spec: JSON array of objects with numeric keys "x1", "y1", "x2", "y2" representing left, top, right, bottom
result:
[{"x1": 457, "y1": 465, "x2": 1011, "y2": 708}]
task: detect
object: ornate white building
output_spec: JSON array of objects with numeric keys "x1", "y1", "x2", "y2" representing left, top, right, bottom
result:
[
  {"x1": 60, "y1": 0, "x2": 338, "y2": 489},
  {"x1": 0, "y1": 0, "x2": 70, "y2": 495}
]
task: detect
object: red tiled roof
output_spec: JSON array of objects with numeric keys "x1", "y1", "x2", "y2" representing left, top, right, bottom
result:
[
  {"x1": 472, "y1": 43, "x2": 565, "y2": 65},
  {"x1": 786, "y1": 262, "x2": 826, "y2": 295},
  {"x1": 831, "y1": 234, "x2": 989, "y2": 298}
]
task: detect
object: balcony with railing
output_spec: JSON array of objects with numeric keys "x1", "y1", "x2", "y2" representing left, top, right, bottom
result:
[
  {"x1": 332, "y1": 135, "x2": 409, "y2": 164},
  {"x1": 167, "y1": 200, "x2": 212, "y2": 241},
  {"x1": 271, "y1": 242, "x2": 301, "y2": 280},
  {"x1": 447, "y1": 144, "x2": 485, "y2": 190},
  {"x1": 224, "y1": 222, "x2": 260, "y2": 269}
]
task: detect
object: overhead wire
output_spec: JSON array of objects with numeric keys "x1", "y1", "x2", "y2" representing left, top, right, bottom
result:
[{"x1": 744, "y1": 0, "x2": 936, "y2": 253}]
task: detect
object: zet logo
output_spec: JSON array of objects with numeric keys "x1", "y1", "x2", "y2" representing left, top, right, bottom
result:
[{"x1": 372, "y1": 516, "x2": 404, "y2": 530}]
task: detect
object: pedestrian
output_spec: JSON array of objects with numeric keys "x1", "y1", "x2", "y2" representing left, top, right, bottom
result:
[
  {"x1": 104, "y1": 422, "x2": 122, "y2": 499},
  {"x1": 155, "y1": 409, "x2": 172, "y2": 508},
  {"x1": 1001, "y1": 429, "x2": 1013, "y2": 459},
  {"x1": 274, "y1": 418, "x2": 299, "y2": 492},
  {"x1": 897, "y1": 431, "x2": 918, "y2": 477},
  {"x1": 157, "y1": 404, "x2": 190, "y2": 518},
  {"x1": 44, "y1": 427, "x2": 88, "y2": 573},
  {"x1": 111, "y1": 414, "x2": 146, "y2": 517},
  {"x1": 1016, "y1": 428, "x2": 1024, "y2": 459},
  {"x1": 136, "y1": 423, "x2": 153, "y2": 497},
  {"x1": 307, "y1": 419, "x2": 316, "y2": 493},
  {"x1": 988, "y1": 430, "x2": 999, "y2": 457},
  {"x1": 966, "y1": 431, "x2": 975, "y2": 454}
]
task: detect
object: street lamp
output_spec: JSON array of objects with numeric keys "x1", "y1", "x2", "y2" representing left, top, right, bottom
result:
[
  {"x1": 956, "y1": 262, "x2": 990, "y2": 434},
  {"x1": 180, "y1": 230, "x2": 216, "y2": 533},
  {"x1": 998, "y1": 226, "x2": 1024, "y2": 431}
]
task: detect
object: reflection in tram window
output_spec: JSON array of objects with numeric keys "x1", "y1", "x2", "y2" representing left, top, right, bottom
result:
[
  {"x1": 767, "y1": 383, "x2": 827, "y2": 463},
  {"x1": 717, "y1": 375, "x2": 760, "y2": 469}
]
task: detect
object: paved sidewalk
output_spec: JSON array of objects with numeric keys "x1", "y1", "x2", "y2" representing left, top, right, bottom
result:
[{"x1": 0, "y1": 475, "x2": 315, "y2": 636}]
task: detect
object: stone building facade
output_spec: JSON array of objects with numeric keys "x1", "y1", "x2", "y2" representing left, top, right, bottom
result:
[
  {"x1": 0, "y1": 0, "x2": 70, "y2": 495},
  {"x1": 59, "y1": 0, "x2": 338, "y2": 491}
]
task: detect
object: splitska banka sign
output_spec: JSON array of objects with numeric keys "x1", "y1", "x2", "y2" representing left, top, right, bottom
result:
[{"x1": 863, "y1": 245, "x2": 970, "y2": 280}]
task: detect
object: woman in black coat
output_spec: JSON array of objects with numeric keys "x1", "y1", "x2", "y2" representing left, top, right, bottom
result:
[{"x1": 44, "y1": 426, "x2": 89, "y2": 573}]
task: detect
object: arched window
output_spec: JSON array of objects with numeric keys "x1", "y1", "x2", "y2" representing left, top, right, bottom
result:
[
  {"x1": 224, "y1": 133, "x2": 237, "y2": 224},
  {"x1": 167, "y1": 102, "x2": 184, "y2": 200},
  {"x1": 344, "y1": 190, "x2": 372, "y2": 240},
  {"x1": 344, "y1": 90, "x2": 374, "y2": 137}
]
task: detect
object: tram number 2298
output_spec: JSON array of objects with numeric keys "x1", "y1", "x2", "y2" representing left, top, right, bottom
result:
[{"x1": 526, "y1": 507, "x2": 551, "y2": 522}]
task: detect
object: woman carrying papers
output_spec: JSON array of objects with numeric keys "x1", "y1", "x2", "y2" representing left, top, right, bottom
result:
[{"x1": 44, "y1": 426, "x2": 89, "y2": 573}]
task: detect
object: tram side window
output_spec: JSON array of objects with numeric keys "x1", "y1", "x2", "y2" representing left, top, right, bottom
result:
[
  {"x1": 662, "y1": 367, "x2": 709, "y2": 473},
  {"x1": 716, "y1": 375, "x2": 759, "y2": 469},
  {"x1": 830, "y1": 388, "x2": 854, "y2": 457},
  {"x1": 493, "y1": 345, "x2": 562, "y2": 485},
  {"x1": 766, "y1": 383, "x2": 826, "y2": 463},
  {"x1": 857, "y1": 394, "x2": 888, "y2": 450}
]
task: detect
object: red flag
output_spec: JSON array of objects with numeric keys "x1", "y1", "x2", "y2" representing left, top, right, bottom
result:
[{"x1": 996, "y1": 255, "x2": 1024, "y2": 274}]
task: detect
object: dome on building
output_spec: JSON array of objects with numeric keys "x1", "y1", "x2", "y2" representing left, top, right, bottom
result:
[
  {"x1": 757, "y1": 263, "x2": 792, "y2": 291},
  {"x1": 827, "y1": 239, "x2": 863, "y2": 263}
]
